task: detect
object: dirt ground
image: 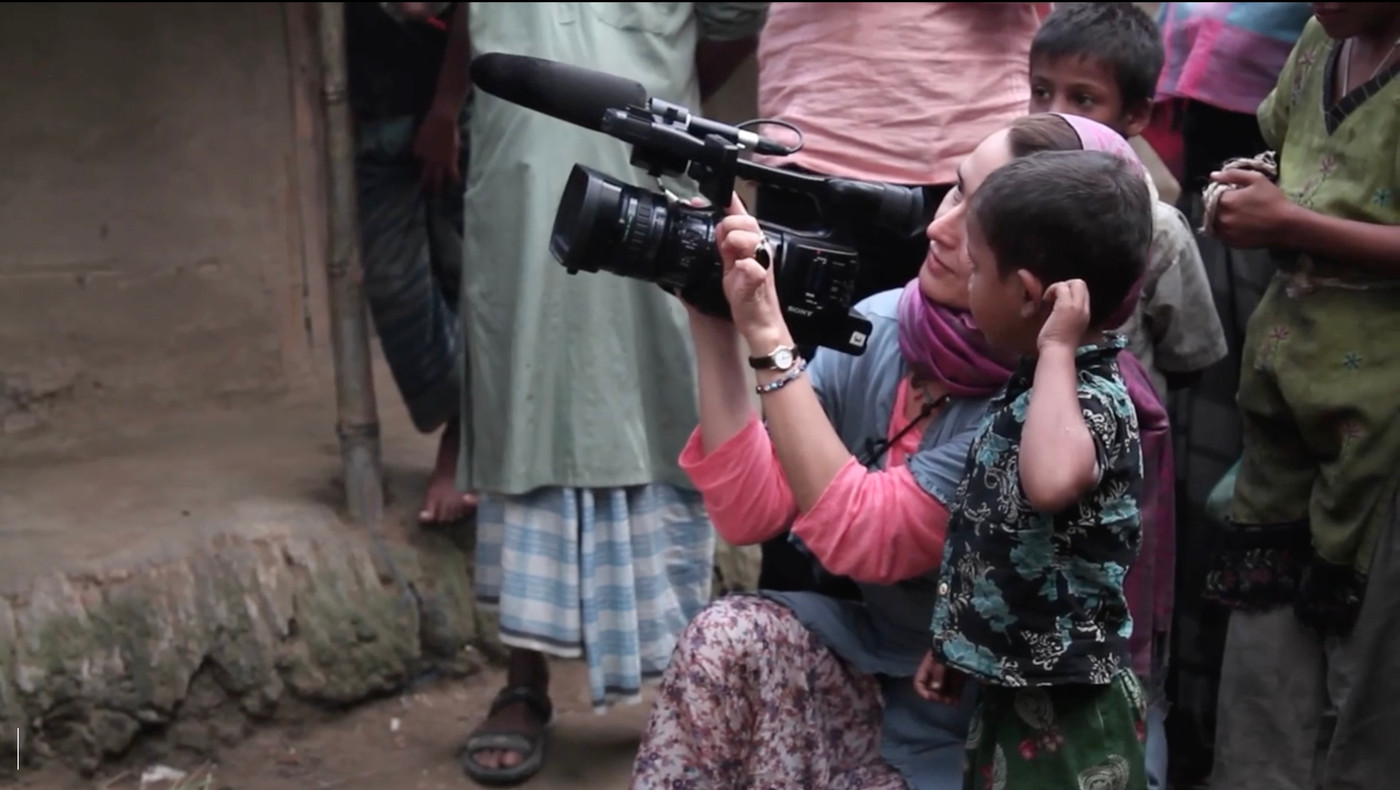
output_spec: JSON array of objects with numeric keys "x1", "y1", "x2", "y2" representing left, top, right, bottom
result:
[{"x1": 15, "y1": 662, "x2": 647, "y2": 790}]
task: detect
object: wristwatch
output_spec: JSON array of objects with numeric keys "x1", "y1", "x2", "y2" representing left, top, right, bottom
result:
[{"x1": 749, "y1": 344, "x2": 798, "y2": 372}]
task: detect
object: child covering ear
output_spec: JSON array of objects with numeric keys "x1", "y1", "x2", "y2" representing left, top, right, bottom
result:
[{"x1": 916, "y1": 147, "x2": 1155, "y2": 790}]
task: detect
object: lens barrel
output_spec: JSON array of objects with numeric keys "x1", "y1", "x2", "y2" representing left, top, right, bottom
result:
[{"x1": 550, "y1": 165, "x2": 720, "y2": 292}]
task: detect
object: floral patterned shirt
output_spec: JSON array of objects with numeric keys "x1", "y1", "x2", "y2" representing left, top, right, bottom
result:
[{"x1": 930, "y1": 336, "x2": 1143, "y2": 687}]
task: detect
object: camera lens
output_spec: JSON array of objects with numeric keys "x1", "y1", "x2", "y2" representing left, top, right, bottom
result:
[
  {"x1": 546, "y1": 167, "x2": 873, "y2": 357},
  {"x1": 550, "y1": 165, "x2": 719, "y2": 292}
]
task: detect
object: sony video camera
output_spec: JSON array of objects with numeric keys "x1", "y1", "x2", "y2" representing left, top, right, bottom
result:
[{"x1": 469, "y1": 53, "x2": 934, "y2": 356}]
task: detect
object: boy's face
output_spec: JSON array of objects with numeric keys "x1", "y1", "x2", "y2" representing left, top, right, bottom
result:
[
  {"x1": 1029, "y1": 55, "x2": 1151, "y2": 139},
  {"x1": 1311, "y1": 3, "x2": 1400, "y2": 39},
  {"x1": 965, "y1": 217, "x2": 1036, "y2": 355}
]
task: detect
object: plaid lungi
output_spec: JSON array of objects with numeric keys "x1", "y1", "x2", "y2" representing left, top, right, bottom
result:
[{"x1": 474, "y1": 484, "x2": 715, "y2": 712}]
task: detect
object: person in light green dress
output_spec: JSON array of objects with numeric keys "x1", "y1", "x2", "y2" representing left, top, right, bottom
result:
[
  {"x1": 1203, "y1": 6, "x2": 1400, "y2": 790},
  {"x1": 453, "y1": 3, "x2": 768, "y2": 785}
]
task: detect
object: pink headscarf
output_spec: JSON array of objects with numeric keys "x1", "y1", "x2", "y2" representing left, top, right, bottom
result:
[
  {"x1": 1052, "y1": 114, "x2": 1151, "y2": 329},
  {"x1": 896, "y1": 287, "x2": 1016, "y2": 398},
  {"x1": 1053, "y1": 112, "x2": 1151, "y2": 177},
  {"x1": 1053, "y1": 112, "x2": 1175, "y2": 684},
  {"x1": 895, "y1": 114, "x2": 1155, "y2": 401}
]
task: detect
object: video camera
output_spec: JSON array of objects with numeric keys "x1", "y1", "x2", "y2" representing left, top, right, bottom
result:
[{"x1": 469, "y1": 53, "x2": 933, "y2": 356}]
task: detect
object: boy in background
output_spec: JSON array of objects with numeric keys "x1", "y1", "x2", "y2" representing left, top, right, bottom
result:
[{"x1": 1030, "y1": 3, "x2": 1227, "y2": 400}]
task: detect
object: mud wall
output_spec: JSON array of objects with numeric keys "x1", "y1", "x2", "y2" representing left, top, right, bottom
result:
[{"x1": 0, "y1": 2, "x2": 333, "y2": 457}]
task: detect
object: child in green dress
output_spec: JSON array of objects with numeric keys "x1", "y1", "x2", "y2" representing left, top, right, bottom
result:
[{"x1": 1203, "y1": 4, "x2": 1400, "y2": 790}]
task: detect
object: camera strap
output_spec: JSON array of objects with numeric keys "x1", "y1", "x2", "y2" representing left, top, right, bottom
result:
[{"x1": 857, "y1": 390, "x2": 950, "y2": 469}]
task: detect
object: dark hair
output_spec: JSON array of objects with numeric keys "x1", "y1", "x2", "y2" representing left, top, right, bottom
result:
[
  {"x1": 1031, "y1": 3, "x2": 1165, "y2": 109},
  {"x1": 1006, "y1": 113, "x2": 1084, "y2": 158},
  {"x1": 969, "y1": 150, "x2": 1152, "y2": 328}
]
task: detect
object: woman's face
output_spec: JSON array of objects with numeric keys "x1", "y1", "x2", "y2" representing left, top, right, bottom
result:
[{"x1": 917, "y1": 130, "x2": 1016, "y2": 311}]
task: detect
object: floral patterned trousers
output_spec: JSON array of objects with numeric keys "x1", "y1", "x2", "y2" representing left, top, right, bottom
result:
[
  {"x1": 630, "y1": 595, "x2": 908, "y2": 790},
  {"x1": 965, "y1": 671, "x2": 1148, "y2": 790}
]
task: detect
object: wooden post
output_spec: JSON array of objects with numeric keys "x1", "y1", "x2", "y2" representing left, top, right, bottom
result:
[{"x1": 314, "y1": 2, "x2": 384, "y2": 525}]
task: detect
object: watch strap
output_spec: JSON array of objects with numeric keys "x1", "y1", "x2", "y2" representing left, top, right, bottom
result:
[{"x1": 748, "y1": 344, "x2": 797, "y2": 371}]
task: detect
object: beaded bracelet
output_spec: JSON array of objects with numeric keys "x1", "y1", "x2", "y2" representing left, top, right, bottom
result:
[{"x1": 755, "y1": 358, "x2": 809, "y2": 396}]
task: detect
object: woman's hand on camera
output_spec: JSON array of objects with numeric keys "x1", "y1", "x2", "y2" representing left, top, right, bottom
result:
[
  {"x1": 716, "y1": 194, "x2": 789, "y2": 352},
  {"x1": 669, "y1": 197, "x2": 739, "y2": 338}
]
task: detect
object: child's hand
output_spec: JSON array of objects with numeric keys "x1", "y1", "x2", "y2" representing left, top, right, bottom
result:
[
  {"x1": 1037, "y1": 279, "x2": 1091, "y2": 353},
  {"x1": 914, "y1": 650, "x2": 965, "y2": 706},
  {"x1": 1210, "y1": 168, "x2": 1298, "y2": 249}
]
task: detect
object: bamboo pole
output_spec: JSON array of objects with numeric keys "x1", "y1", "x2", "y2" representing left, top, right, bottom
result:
[{"x1": 314, "y1": 2, "x2": 384, "y2": 525}]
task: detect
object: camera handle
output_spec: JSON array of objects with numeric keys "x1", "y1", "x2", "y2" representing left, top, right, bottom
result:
[
  {"x1": 685, "y1": 136, "x2": 776, "y2": 270},
  {"x1": 618, "y1": 116, "x2": 770, "y2": 270}
]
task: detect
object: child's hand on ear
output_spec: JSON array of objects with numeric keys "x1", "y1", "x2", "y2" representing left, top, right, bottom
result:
[{"x1": 1037, "y1": 279, "x2": 1091, "y2": 353}]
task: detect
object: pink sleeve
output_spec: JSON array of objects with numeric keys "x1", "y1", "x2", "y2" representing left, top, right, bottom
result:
[
  {"x1": 790, "y1": 457, "x2": 950, "y2": 585},
  {"x1": 678, "y1": 415, "x2": 799, "y2": 546}
]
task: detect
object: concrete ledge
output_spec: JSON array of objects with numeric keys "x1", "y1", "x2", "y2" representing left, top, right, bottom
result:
[
  {"x1": 0, "y1": 371, "x2": 759, "y2": 778},
  {"x1": 0, "y1": 386, "x2": 497, "y2": 778},
  {"x1": 0, "y1": 515, "x2": 757, "y2": 780},
  {"x1": 0, "y1": 520, "x2": 486, "y2": 776}
]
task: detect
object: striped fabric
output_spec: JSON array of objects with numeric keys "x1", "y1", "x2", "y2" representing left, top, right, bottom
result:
[
  {"x1": 1156, "y1": 3, "x2": 1314, "y2": 115},
  {"x1": 474, "y1": 484, "x2": 715, "y2": 713},
  {"x1": 354, "y1": 114, "x2": 466, "y2": 434}
]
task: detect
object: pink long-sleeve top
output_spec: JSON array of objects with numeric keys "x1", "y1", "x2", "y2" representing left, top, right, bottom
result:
[{"x1": 679, "y1": 378, "x2": 950, "y2": 585}]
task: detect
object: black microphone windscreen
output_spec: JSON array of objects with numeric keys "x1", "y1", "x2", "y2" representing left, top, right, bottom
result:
[{"x1": 470, "y1": 53, "x2": 649, "y2": 132}]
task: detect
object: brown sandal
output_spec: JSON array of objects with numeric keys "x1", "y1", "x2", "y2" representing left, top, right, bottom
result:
[{"x1": 460, "y1": 685, "x2": 554, "y2": 787}]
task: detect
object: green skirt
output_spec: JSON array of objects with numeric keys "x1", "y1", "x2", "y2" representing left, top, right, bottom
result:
[
  {"x1": 965, "y1": 671, "x2": 1148, "y2": 790},
  {"x1": 1213, "y1": 274, "x2": 1400, "y2": 633}
]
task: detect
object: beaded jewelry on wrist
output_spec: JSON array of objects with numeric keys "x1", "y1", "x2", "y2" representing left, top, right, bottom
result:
[{"x1": 755, "y1": 358, "x2": 808, "y2": 395}]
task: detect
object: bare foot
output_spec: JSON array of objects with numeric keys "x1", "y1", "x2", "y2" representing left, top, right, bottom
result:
[
  {"x1": 464, "y1": 650, "x2": 551, "y2": 774},
  {"x1": 419, "y1": 417, "x2": 478, "y2": 524}
]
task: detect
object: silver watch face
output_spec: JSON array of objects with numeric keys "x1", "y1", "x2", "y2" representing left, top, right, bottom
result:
[{"x1": 772, "y1": 348, "x2": 795, "y2": 371}]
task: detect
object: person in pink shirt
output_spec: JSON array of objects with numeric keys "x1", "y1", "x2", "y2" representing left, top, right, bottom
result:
[
  {"x1": 629, "y1": 114, "x2": 1086, "y2": 790},
  {"x1": 750, "y1": 3, "x2": 1050, "y2": 315}
]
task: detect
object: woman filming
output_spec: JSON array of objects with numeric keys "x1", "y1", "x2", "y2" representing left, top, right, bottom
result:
[
  {"x1": 631, "y1": 111, "x2": 1172, "y2": 789},
  {"x1": 631, "y1": 113, "x2": 1083, "y2": 790}
]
